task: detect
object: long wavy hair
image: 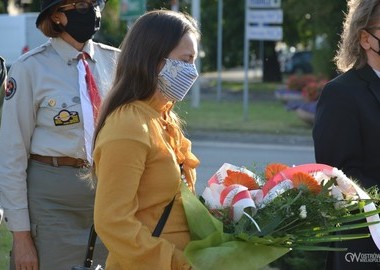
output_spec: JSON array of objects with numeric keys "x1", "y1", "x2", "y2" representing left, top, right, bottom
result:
[
  {"x1": 335, "y1": 0, "x2": 380, "y2": 72},
  {"x1": 93, "y1": 9, "x2": 200, "y2": 143}
]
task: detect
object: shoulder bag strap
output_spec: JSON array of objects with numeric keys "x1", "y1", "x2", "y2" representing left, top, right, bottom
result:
[
  {"x1": 83, "y1": 195, "x2": 176, "y2": 267},
  {"x1": 83, "y1": 224, "x2": 98, "y2": 268},
  {"x1": 152, "y1": 195, "x2": 176, "y2": 237}
]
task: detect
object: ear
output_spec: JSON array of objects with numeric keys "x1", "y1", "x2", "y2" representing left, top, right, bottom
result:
[
  {"x1": 360, "y1": 29, "x2": 371, "y2": 50},
  {"x1": 50, "y1": 12, "x2": 61, "y2": 25}
]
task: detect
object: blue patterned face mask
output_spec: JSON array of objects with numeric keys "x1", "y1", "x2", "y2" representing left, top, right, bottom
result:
[{"x1": 157, "y1": 58, "x2": 199, "y2": 101}]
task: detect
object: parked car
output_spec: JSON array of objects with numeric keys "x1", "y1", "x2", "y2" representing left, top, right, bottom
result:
[{"x1": 284, "y1": 51, "x2": 313, "y2": 74}]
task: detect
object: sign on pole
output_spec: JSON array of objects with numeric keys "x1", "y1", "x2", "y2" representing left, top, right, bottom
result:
[
  {"x1": 248, "y1": 0, "x2": 281, "y2": 8},
  {"x1": 247, "y1": 9, "x2": 283, "y2": 41},
  {"x1": 242, "y1": 0, "x2": 283, "y2": 120},
  {"x1": 247, "y1": 26, "x2": 282, "y2": 41},
  {"x1": 247, "y1": 9, "x2": 283, "y2": 24},
  {"x1": 120, "y1": 0, "x2": 146, "y2": 20}
]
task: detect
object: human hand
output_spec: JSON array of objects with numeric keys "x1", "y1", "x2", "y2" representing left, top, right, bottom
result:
[{"x1": 12, "y1": 231, "x2": 39, "y2": 270}]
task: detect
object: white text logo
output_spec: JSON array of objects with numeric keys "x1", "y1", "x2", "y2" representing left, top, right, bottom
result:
[{"x1": 345, "y1": 252, "x2": 380, "y2": 263}]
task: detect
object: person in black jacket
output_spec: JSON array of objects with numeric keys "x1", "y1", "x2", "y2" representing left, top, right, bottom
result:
[{"x1": 313, "y1": 0, "x2": 380, "y2": 269}]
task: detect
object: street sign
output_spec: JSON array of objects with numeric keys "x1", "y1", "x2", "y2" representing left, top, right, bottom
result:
[
  {"x1": 243, "y1": 0, "x2": 283, "y2": 120},
  {"x1": 247, "y1": 25, "x2": 282, "y2": 41},
  {"x1": 248, "y1": 0, "x2": 281, "y2": 8},
  {"x1": 247, "y1": 9, "x2": 283, "y2": 24},
  {"x1": 120, "y1": 0, "x2": 146, "y2": 20}
]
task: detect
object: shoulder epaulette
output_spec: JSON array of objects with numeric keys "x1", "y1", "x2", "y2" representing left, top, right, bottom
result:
[
  {"x1": 97, "y1": 42, "x2": 121, "y2": 52},
  {"x1": 18, "y1": 40, "x2": 51, "y2": 62}
]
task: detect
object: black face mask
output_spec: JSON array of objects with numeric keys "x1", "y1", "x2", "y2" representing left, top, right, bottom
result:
[{"x1": 63, "y1": 7, "x2": 101, "y2": 43}]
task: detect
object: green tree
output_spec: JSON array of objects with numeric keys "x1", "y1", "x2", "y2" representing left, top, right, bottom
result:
[
  {"x1": 200, "y1": 0, "x2": 245, "y2": 71},
  {"x1": 282, "y1": 0, "x2": 347, "y2": 77},
  {"x1": 95, "y1": 0, "x2": 126, "y2": 47},
  {"x1": 25, "y1": 0, "x2": 347, "y2": 77}
]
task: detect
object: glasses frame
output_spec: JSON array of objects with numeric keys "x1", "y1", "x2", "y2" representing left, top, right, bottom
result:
[
  {"x1": 366, "y1": 26, "x2": 380, "y2": 31},
  {"x1": 365, "y1": 28, "x2": 380, "y2": 41},
  {"x1": 58, "y1": 0, "x2": 106, "y2": 13}
]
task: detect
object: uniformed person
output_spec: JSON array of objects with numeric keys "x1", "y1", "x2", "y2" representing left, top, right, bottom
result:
[{"x1": 0, "y1": 0, "x2": 120, "y2": 269}]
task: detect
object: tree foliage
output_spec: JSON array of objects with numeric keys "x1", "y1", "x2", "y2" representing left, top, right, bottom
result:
[
  {"x1": 282, "y1": 0, "x2": 347, "y2": 77},
  {"x1": 17, "y1": 0, "x2": 348, "y2": 77},
  {"x1": 95, "y1": 0, "x2": 126, "y2": 47}
]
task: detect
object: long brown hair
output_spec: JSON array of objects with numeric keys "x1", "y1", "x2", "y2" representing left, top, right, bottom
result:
[{"x1": 93, "y1": 9, "x2": 200, "y2": 143}]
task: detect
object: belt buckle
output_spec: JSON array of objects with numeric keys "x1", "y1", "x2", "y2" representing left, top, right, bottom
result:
[
  {"x1": 77, "y1": 158, "x2": 90, "y2": 168},
  {"x1": 52, "y1": 157, "x2": 59, "y2": 167}
]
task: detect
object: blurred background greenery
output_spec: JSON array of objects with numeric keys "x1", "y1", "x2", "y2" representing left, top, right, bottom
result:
[{"x1": 0, "y1": 0, "x2": 347, "y2": 79}]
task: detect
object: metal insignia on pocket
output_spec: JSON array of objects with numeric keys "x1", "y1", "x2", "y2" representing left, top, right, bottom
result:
[{"x1": 48, "y1": 99, "x2": 56, "y2": 107}]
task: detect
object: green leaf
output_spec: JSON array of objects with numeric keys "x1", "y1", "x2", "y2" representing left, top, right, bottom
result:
[
  {"x1": 185, "y1": 232, "x2": 290, "y2": 270},
  {"x1": 181, "y1": 182, "x2": 223, "y2": 240},
  {"x1": 338, "y1": 209, "x2": 380, "y2": 223},
  {"x1": 292, "y1": 246, "x2": 347, "y2": 251},
  {"x1": 295, "y1": 221, "x2": 379, "y2": 235},
  {"x1": 296, "y1": 233, "x2": 370, "y2": 243}
]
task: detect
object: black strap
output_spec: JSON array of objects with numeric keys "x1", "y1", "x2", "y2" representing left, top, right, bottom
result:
[
  {"x1": 82, "y1": 196, "x2": 176, "y2": 267},
  {"x1": 83, "y1": 224, "x2": 97, "y2": 268},
  {"x1": 152, "y1": 196, "x2": 176, "y2": 237}
]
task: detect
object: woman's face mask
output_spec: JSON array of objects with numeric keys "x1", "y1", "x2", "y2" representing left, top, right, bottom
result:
[
  {"x1": 63, "y1": 6, "x2": 101, "y2": 43},
  {"x1": 157, "y1": 58, "x2": 199, "y2": 102}
]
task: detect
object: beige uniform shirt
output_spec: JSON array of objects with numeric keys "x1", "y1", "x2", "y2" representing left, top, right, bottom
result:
[{"x1": 0, "y1": 37, "x2": 120, "y2": 231}]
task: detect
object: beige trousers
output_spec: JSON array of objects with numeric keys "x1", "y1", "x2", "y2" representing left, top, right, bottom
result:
[{"x1": 9, "y1": 160, "x2": 107, "y2": 270}]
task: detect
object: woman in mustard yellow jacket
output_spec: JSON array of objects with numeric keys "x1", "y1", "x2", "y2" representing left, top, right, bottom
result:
[{"x1": 92, "y1": 10, "x2": 200, "y2": 270}]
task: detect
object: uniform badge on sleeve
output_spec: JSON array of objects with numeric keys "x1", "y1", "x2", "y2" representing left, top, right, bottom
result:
[{"x1": 5, "y1": 77, "x2": 16, "y2": 100}]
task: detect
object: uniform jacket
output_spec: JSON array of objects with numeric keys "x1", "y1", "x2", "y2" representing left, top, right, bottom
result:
[
  {"x1": 0, "y1": 37, "x2": 120, "y2": 231},
  {"x1": 313, "y1": 64, "x2": 380, "y2": 189}
]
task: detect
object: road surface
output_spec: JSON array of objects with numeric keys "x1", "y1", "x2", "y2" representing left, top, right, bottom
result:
[{"x1": 192, "y1": 140, "x2": 315, "y2": 194}]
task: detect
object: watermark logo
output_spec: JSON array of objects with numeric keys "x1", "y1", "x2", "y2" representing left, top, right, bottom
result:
[{"x1": 345, "y1": 252, "x2": 380, "y2": 263}]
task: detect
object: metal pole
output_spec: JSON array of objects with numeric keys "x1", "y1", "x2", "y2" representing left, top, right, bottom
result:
[
  {"x1": 191, "y1": 0, "x2": 200, "y2": 108},
  {"x1": 243, "y1": 0, "x2": 249, "y2": 120},
  {"x1": 216, "y1": 0, "x2": 223, "y2": 101},
  {"x1": 260, "y1": 40, "x2": 264, "y2": 82},
  {"x1": 171, "y1": 0, "x2": 179, "y2": 11}
]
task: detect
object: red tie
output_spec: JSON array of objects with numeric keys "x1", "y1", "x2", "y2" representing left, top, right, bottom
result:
[{"x1": 81, "y1": 53, "x2": 101, "y2": 120}]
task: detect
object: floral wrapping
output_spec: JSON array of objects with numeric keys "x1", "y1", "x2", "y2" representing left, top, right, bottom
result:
[{"x1": 182, "y1": 163, "x2": 380, "y2": 270}]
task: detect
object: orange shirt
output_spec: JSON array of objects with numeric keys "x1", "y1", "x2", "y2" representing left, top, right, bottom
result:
[{"x1": 93, "y1": 99, "x2": 199, "y2": 270}]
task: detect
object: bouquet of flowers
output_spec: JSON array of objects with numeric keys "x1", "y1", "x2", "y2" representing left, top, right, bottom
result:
[{"x1": 181, "y1": 163, "x2": 380, "y2": 270}]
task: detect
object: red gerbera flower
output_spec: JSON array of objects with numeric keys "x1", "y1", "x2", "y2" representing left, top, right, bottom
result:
[
  {"x1": 224, "y1": 170, "x2": 259, "y2": 190},
  {"x1": 265, "y1": 163, "x2": 289, "y2": 181},
  {"x1": 292, "y1": 172, "x2": 321, "y2": 194}
]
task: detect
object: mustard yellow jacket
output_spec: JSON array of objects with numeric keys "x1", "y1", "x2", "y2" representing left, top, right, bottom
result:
[{"x1": 93, "y1": 99, "x2": 199, "y2": 270}]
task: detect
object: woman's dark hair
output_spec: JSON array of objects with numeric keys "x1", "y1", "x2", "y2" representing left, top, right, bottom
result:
[
  {"x1": 38, "y1": 1, "x2": 68, "y2": 37},
  {"x1": 94, "y1": 9, "x2": 200, "y2": 141}
]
